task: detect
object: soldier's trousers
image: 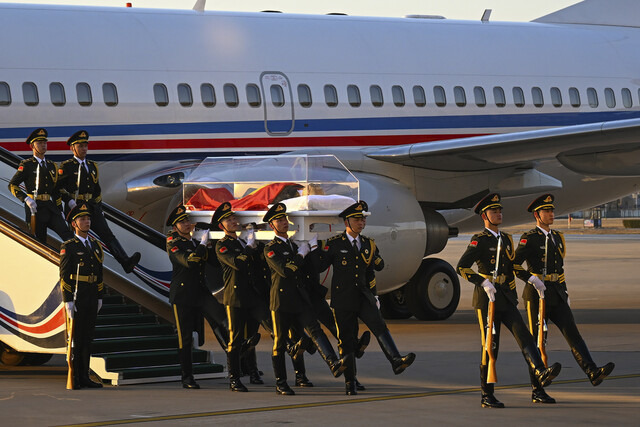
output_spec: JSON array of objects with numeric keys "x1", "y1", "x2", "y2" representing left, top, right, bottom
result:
[
  {"x1": 26, "y1": 202, "x2": 73, "y2": 244},
  {"x1": 172, "y1": 303, "x2": 201, "y2": 380},
  {"x1": 332, "y1": 292, "x2": 387, "y2": 357},
  {"x1": 71, "y1": 288, "x2": 98, "y2": 381}
]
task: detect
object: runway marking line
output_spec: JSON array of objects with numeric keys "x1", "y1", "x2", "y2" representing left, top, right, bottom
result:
[{"x1": 57, "y1": 374, "x2": 640, "y2": 427}]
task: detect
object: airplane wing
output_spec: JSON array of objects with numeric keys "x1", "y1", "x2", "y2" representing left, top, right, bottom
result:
[{"x1": 366, "y1": 117, "x2": 640, "y2": 176}]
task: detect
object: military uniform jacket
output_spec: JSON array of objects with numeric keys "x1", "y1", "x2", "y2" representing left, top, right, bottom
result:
[
  {"x1": 166, "y1": 231, "x2": 213, "y2": 306},
  {"x1": 215, "y1": 235, "x2": 261, "y2": 308},
  {"x1": 9, "y1": 157, "x2": 63, "y2": 208},
  {"x1": 57, "y1": 158, "x2": 102, "y2": 205},
  {"x1": 316, "y1": 233, "x2": 383, "y2": 312},
  {"x1": 456, "y1": 230, "x2": 518, "y2": 310},
  {"x1": 264, "y1": 237, "x2": 308, "y2": 313},
  {"x1": 59, "y1": 236, "x2": 104, "y2": 303},
  {"x1": 513, "y1": 228, "x2": 568, "y2": 304}
]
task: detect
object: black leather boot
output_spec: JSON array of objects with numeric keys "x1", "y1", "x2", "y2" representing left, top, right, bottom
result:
[
  {"x1": 213, "y1": 326, "x2": 230, "y2": 354},
  {"x1": 344, "y1": 354, "x2": 357, "y2": 396},
  {"x1": 245, "y1": 348, "x2": 264, "y2": 384},
  {"x1": 312, "y1": 333, "x2": 346, "y2": 378},
  {"x1": 79, "y1": 343, "x2": 103, "y2": 388},
  {"x1": 291, "y1": 353, "x2": 314, "y2": 387},
  {"x1": 377, "y1": 330, "x2": 416, "y2": 375},
  {"x1": 228, "y1": 349, "x2": 248, "y2": 392},
  {"x1": 355, "y1": 330, "x2": 371, "y2": 359},
  {"x1": 480, "y1": 364, "x2": 504, "y2": 408},
  {"x1": 528, "y1": 368, "x2": 554, "y2": 403},
  {"x1": 109, "y1": 239, "x2": 141, "y2": 274},
  {"x1": 571, "y1": 340, "x2": 615, "y2": 386},
  {"x1": 272, "y1": 354, "x2": 294, "y2": 395},
  {"x1": 522, "y1": 344, "x2": 561, "y2": 387}
]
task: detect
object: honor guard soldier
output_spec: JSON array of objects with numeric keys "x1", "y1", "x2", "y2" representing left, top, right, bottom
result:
[
  {"x1": 315, "y1": 201, "x2": 415, "y2": 395},
  {"x1": 9, "y1": 128, "x2": 73, "y2": 244},
  {"x1": 513, "y1": 194, "x2": 615, "y2": 391},
  {"x1": 166, "y1": 205, "x2": 217, "y2": 389},
  {"x1": 457, "y1": 193, "x2": 561, "y2": 408},
  {"x1": 214, "y1": 202, "x2": 273, "y2": 392},
  {"x1": 263, "y1": 203, "x2": 346, "y2": 395},
  {"x1": 60, "y1": 202, "x2": 104, "y2": 389},
  {"x1": 57, "y1": 130, "x2": 140, "y2": 273}
]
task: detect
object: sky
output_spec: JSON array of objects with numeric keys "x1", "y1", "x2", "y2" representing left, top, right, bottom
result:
[{"x1": 3, "y1": 0, "x2": 581, "y2": 21}]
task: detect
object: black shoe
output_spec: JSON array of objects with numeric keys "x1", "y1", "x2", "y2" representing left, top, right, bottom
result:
[
  {"x1": 230, "y1": 378, "x2": 248, "y2": 392},
  {"x1": 355, "y1": 331, "x2": 371, "y2": 359},
  {"x1": 276, "y1": 382, "x2": 295, "y2": 395},
  {"x1": 249, "y1": 370, "x2": 264, "y2": 385},
  {"x1": 532, "y1": 388, "x2": 556, "y2": 404},
  {"x1": 123, "y1": 252, "x2": 141, "y2": 274},
  {"x1": 588, "y1": 362, "x2": 615, "y2": 386},
  {"x1": 345, "y1": 382, "x2": 357, "y2": 396},
  {"x1": 182, "y1": 377, "x2": 200, "y2": 389},
  {"x1": 536, "y1": 362, "x2": 561, "y2": 387},
  {"x1": 481, "y1": 393, "x2": 505, "y2": 408},
  {"x1": 80, "y1": 377, "x2": 103, "y2": 388},
  {"x1": 355, "y1": 379, "x2": 366, "y2": 391},
  {"x1": 329, "y1": 358, "x2": 346, "y2": 378},
  {"x1": 391, "y1": 353, "x2": 416, "y2": 375},
  {"x1": 287, "y1": 339, "x2": 306, "y2": 362},
  {"x1": 295, "y1": 374, "x2": 314, "y2": 387}
]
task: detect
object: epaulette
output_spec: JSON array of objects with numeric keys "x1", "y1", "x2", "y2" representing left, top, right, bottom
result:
[
  {"x1": 265, "y1": 240, "x2": 276, "y2": 247},
  {"x1": 62, "y1": 237, "x2": 75, "y2": 245},
  {"x1": 61, "y1": 158, "x2": 74, "y2": 166},
  {"x1": 361, "y1": 234, "x2": 372, "y2": 242},
  {"x1": 326, "y1": 234, "x2": 342, "y2": 242}
]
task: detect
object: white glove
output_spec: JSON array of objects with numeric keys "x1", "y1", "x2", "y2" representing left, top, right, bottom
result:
[
  {"x1": 65, "y1": 302, "x2": 75, "y2": 319},
  {"x1": 246, "y1": 229, "x2": 257, "y2": 248},
  {"x1": 308, "y1": 233, "x2": 318, "y2": 250},
  {"x1": 297, "y1": 242, "x2": 310, "y2": 258},
  {"x1": 67, "y1": 199, "x2": 77, "y2": 210},
  {"x1": 25, "y1": 196, "x2": 37, "y2": 214},
  {"x1": 199, "y1": 230, "x2": 209, "y2": 246},
  {"x1": 528, "y1": 275, "x2": 546, "y2": 299},
  {"x1": 375, "y1": 295, "x2": 380, "y2": 309},
  {"x1": 481, "y1": 279, "x2": 496, "y2": 302},
  {"x1": 97, "y1": 299, "x2": 103, "y2": 312}
]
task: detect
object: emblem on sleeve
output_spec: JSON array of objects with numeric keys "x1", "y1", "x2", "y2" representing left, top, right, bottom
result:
[
  {"x1": 519, "y1": 238, "x2": 527, "y2": 245},
  {"x1": 267, "y1": 251, "x2": 275, "y2": 258},
  {"x1": 469, "y1": 240, "x2": 478, "y2": 247},
  {"x1": 171, "y1": 246, "x2": 179, "y2": 253},
  {"x1": 219, "y1": 246, "x2": 228, "y2": 254},
  {"x1": 60, "y1": 248, "x2": 66, "y2": 255}
]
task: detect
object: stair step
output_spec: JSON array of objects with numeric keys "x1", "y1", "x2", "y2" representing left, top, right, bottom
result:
[
  {"x1": 101, "y1": 295, "x2": 125, "y2": 304},
  {"x1": 94, "y1": 324, "x2": 174, "y2": 339},
  {"x1": 92, "y1": 336, "x2": 178, "y2": 353},
  {"x1": 95, "y1": 349, "x2": 210, "y2": 370},
  {"x1": 98, "y1": 304, "x2": 141, "y2": 315},
  {"x1": 116, "y1": 362, "x2": 224, "y2": 380},
  {"x1": 95, "y1": 313, "x2": 158, "y2": 326}
]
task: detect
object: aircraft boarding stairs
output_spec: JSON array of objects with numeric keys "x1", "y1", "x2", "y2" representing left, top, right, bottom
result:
[{"x1": 0, "y1": 146, "x2": 224, "y2": 385}]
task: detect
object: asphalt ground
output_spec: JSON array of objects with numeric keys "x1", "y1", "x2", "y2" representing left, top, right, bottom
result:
[{"x1": 2, "y1": 234, "x2": 638, "y2": 426}]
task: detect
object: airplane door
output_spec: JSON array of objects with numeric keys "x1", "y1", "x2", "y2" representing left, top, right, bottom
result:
[{"x1": 260, "y1": 72, "x2": 294, "y2": 135}]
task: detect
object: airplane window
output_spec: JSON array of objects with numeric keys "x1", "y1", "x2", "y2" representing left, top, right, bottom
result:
[
  {"x1": 604, "y1": 88, "x2": 615, "y2": 108},
  {"x1": 621, "y1": 88, "x2": 633, "y2": 108},
  {"x1": 512, "y1": 87, "x2": 525, "y2": 108},
  {"x1": 178, "y1": 83, "x2": 193, "y2": 107},
  {"x1": 49, "y1": 82, "x2": 66, "y2": 107},
  {"x1": 347, "y1": 85, "x2": 361, "y2": 107},
  {"x1": 246, "y1": 84, "x2": 261, "y2": 107},
  {"x1": 531, "y1": 87, "x2": 544, "y2": 107},
  {"x1": 22, "y1": 82, "x2": 39, "y2": 106},
  {"x1": 569, "y1": 87, "x2": 580, "y2": 107},
  {"x1": 297, "y1": 84, "x2": 312, "y2": 108},
  {"x1": 587, "y1": 88, "x2": 598, "y2": 107},
  {"x1": 473, "y1": 87, "x2": 486, "y2": 107},
  {"x1": 454, "y1": 86, "x2": 466, "y2": 107},
  {"x1": 370, "y1": 85, "x2": 383, "y2": 107},
  {"x1": 76, "y1": 83, "x2": 92, "y2": 106},
  {"x1": 224, "y1": 84, "x2": 239, "y2": 107},
  {"x1": 550, "y1": 87, "x2": 562, "y2": 107},
  {"x1": 413, "y1": 85, "x2": 426, "y2": 107},
  {"x1": 434, "y1": 86, "x2": 446, "y2": 107},
  {"x1": 200, "y1": 83, "x2": 216, "y2": 107},
  {"x1": 153, "y1": 83, "x2": 169, "y2": 107},
  {"x1": 493, "y1": 87, "x2": 506, "y2": 108},
  {"x1": 324, "y1": 85, "x2": 338, "y2": 107},
  {"x1": 103, "y1": 83, "x2": 118, "y2": 107},
  {"x1": 0, "y1": 82, "x2": 11, "y2": 106},
  {"x1": 270, "y1": 85, "x2": 285, "y2": 107},
  {"x1": 392, "y1": 85, "x2": 405, "y2": 107}
]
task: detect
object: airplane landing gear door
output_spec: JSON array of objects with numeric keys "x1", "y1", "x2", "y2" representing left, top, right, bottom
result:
[{"x1": 260, "y1": 72, "x2": 294, "y2": 135}]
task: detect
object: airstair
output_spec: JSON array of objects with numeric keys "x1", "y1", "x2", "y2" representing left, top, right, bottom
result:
[{"x1": 0, "y1": 146, "x2": 224, "y2": 385}]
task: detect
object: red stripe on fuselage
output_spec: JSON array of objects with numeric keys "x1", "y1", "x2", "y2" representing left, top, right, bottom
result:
[{"x1": 0, "y1": 307, "x2": 65, "y2": 335}]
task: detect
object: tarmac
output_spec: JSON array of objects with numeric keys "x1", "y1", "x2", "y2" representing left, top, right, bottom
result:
[{"x1": 1, "y1": 231, "x2": 639, "y2": 426}]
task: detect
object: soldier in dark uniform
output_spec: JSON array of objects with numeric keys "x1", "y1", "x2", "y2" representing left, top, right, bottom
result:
[
  {"x1": 315, "y1": 201, "x2": 414, "y2": 395},
  {"x1": 263, "y1": 203, "x2": 346, "y2": 395},
  {"x1": 57, "y1": 130, "x2": 140, "y2": 273},
  {"x1": 9, "y1": 128, "x2": 73, "y2": 244},
  {"x1": 213, "y1": 202, "x2": 272, "y2": 392},
  {"x1": 513, "y1": 194, "x2": 615, "y2": 392},
  {"x1": 165, "y1": 205, "x2": 216, "y2": 389},
  {"x1": 60, "y1": 202, "x2": 104, "y2": 389},
  {"x1": 456, "y1": 193, "x2": 561, "y2": 408}
]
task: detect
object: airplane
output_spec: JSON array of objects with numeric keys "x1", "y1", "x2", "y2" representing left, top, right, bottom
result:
[{"x1": 0, "y1": 0, "x2": 639, "y2": 326}]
